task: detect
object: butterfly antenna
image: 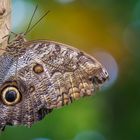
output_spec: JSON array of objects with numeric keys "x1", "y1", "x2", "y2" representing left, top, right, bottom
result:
[
  {"x1": 24, "y1": 5, "x2": 38, "y2": 34},
  {"x1": 25, "y1": 10, "x2": 50, "y2": 35},
  {"x1": 5, "y1": 24, "x2": 17, "y2": 36}
]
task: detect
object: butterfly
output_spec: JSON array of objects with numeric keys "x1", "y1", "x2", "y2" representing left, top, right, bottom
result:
[{"x1": 0, "y1": 7, "x2": 109, "y2": 131}]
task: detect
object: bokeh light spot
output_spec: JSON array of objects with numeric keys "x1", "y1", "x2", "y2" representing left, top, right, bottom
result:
[
  {"x1": 12, "y1": 0, "x2": 34, "y2": 31},
  {"x1": 55, "y1": 0, "x2": 75, "y2": 4},
  {"x1": 12, "y1": 0, "x2": 26, "y2": 29},
  {"x1": 93, "y1": 51, "x2": 118, "y2": 89},
  {"x1": 33, "y1": 138, "x2": 51, "y2": 140},
  {"x1": 123, "y1": 20, "x2": 140, "y2": 58},
  {"x1": 74, "y1": 131, "x2": 106, "y2": 140},
  {"x1": 81, "y1": 0, "x2": 113, "y2": 9},
  {"x1": 133, "y1": 0, "x2": 140, "y2": 20}
]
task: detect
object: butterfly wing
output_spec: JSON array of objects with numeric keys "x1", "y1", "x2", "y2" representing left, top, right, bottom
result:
[
  {"x1": 0, "y1": 40, "x2": 109, "y2": 130},
  {"x1": 22, "y1": 40, "x2": 109, "y2": 107}
]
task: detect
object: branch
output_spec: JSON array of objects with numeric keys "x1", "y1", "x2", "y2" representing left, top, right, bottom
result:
[{"x1": 0, "y1": 0, "x2": 11, "y2": 51}]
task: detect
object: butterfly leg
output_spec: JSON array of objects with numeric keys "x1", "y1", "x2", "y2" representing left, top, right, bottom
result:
[{"x1": 0, "y1": 125, "x2": 6, "y2": 132}]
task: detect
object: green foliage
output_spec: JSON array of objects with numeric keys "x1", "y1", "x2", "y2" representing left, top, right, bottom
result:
[{"x1": 1, "y1": 0, "x2": 140, "y2": 140}]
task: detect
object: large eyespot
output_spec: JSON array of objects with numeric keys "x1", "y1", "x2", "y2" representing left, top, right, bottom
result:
[{"x1": 1, "y1": 87, "x2": 21, "y2": 106}]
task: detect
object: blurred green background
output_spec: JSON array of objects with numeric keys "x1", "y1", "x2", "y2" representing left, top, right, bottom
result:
[{"x1": 1, "y1": 0, "x2": 140, "y2": 140}]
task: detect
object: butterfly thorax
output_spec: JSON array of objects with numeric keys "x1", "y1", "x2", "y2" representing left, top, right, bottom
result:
[{"x1": 6, "y1": 34, "x2": 27, "y2": 56}]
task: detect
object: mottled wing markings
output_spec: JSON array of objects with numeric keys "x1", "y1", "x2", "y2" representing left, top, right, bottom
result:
[
  {"x1": 0, "y1": 35, "x2": 109, "y2": 131},
  {"x1": 24, "y1": 41, "x2": 98, "y2": 108}
]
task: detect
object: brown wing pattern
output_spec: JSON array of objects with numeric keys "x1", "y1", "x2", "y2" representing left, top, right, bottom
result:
[
  {"x1": 22, "y1": 41, "x2": 108, "y2": 109},
  {"x1": 0, "y1": 39, "x2": 109, "y2": 130}
]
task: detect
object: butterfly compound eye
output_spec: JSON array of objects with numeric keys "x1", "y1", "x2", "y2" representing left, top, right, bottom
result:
[{"x1": 1, "y1": 87, "x2": 21, "y2": 106}]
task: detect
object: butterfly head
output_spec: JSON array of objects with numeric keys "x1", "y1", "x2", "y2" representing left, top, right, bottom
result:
[
  {"x1": 14, "y1": 33, "x2": 26, "y2": 41},
  {"x1": 6, "y1": 33, "x2": 27, "y2": 54},
  {"x1": 14, "y1": 33, "x2": 27, "y2": 43}
]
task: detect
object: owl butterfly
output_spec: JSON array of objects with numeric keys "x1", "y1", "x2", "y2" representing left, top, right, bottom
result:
[{"x1": 0, "y1": 7, "x2": 109, "y2": 131}]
